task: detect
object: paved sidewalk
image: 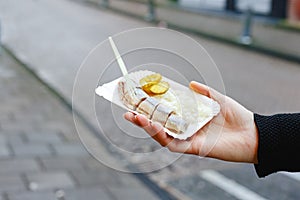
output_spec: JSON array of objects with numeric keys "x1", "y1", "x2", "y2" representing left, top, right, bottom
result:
[{"x1": 0, "y1": 49, "x2": 160, "y2": 200}]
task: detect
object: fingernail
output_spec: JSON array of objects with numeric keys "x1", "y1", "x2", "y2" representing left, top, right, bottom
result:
[
  {"x1": 123, "y1": 113, "x2": 128, "y2": 120},
  {"x1": 124, "y1": 112, "x2": 135, "y2": 121},
  {"x1": 189, "y1": 81, "x2": 197, "y2": 88}
]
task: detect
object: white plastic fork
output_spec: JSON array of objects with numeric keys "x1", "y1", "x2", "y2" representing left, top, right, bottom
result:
[
  {"x1": 108, "y1": 36, "x2": 138, "y2": 103},
  {"x1": 108, "y1": 36, "x2": 128, "y2": 76}
]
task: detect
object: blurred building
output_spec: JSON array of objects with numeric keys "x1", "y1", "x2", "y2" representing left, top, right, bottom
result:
[
  {"x1": 178, "y1": 0, "x2": 294, "y2": 19},
  {"x1": 288, "y1": 0, "x2": 300, "y2": 24}
]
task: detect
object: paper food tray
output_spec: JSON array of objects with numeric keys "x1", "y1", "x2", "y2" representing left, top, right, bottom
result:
[{"x1": 95, "y1": 70, "x2": 220, "y2": 140}]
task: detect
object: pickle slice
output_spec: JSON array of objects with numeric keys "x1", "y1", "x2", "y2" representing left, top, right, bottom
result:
[
  {"x1": 139, "y1": 73, "x2": 162, "y2": 87},
  {"x1": 140, "y1": 73, "x2": 163, "y2": 95},
  {"x1": 141, "y1": 84, "x2": 154, "y2": 95},
  {"x1": 149, "y1": 81, "x2": 169, "y2": 95}
]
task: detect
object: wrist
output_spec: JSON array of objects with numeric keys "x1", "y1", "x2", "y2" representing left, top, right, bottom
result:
[{"x1": 251, "y1": 113, "x2": 259, "y2": 164}]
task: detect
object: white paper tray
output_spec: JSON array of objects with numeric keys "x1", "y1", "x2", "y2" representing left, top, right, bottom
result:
[{"x1": 95, "y1": 70, "x2": 220, "y2": 140}]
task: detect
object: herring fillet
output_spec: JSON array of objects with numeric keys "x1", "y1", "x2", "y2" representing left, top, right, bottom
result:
[
  {"x1": 165, "y1": 114, "x2": 188, "y2": 133},
  {"x1": 151, "y1": 104, "x2": 174, "y2": 126},
  {"x1": 136, "y1": 97, "x2": 160, "y2": 119},
  {"x1": 118, "y1": 81, "x2": 148, "y2": 110},
  {"x1": 118, "y1": 76, "x2": 189, "y2": 134}
]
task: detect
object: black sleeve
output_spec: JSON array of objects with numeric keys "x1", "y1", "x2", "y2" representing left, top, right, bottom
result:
[{"x1": 254, "y1": 113, "x2": 300, "y2": 178}]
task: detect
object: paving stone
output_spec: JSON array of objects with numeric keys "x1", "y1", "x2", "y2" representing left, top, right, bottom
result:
[
  {"x1": 109, "y1": 173, "x2": 162, "y2": 200},
  {"x1": 0, "y1": 132, "x2": 25, "y2": 144},
  {"x1": 25, "y1": 133, "x2": 64, "y2": 143},
  {"x1": 70, "y1": 170, "x2": 120, "y2": 187},
  {"x1": 84, "y1": 157, "x2": 111, "y2": 170},
  {"x1": 52, "y1": 143, "x2": 88, "y2": 156},
  {"x1": 116, "y1": 173, "x2": 147, "y2": 188},
  {"x1": 43, "y1": 123, "x2": 74, "y2": 137},
  {"x1": 0, "y1": 159, "x2": 40, "y2": 174},
  {"x1": 0, "y1": 135, "x2": 6, "y2": 144},
  {"x1": 60, "y1": 132, "x2": 80, "y2": 142},
  {"x1": 1, "y1": 122, "x2": 36, "y2": 133},
  {"x1": 40, "y1": 156, "x2": 86, "y2": 171},
  {"x1": 63, "y1": 187, "x2": 113, "y2": 200},
  {"x1": 25, "y1": 171, "x2": 75, "y2": 191},
  {"x1": 84, "y1": 159, "x2": 140, "y2": 186},
  {"x1": 84, "y1": 156, "x2": 129, "y2": 172},
  {"x1": 7, "y1": 191, "x2": 56, "y2": 200},
  {"x1": 0, "y1": 174, "x2": 26, "y2": 192},
  {"x1": 0, "y1": 143, "x2": 11, "y2": 157},
  {"x1": 11, "y1": 144, "x2": 53, "y2": 156}
]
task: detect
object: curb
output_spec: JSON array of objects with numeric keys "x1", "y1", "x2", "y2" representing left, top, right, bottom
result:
[
  {"x1": 83, "y1": 0, "x2": 300, "y2": 64},
  {"x1": 167, "y1": 23, "x2": 300, "y2": 64}
]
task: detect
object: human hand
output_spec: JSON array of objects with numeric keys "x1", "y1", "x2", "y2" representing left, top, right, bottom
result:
[{"x1": 124, "y1": 81, "x2": 258, "y2": 164}]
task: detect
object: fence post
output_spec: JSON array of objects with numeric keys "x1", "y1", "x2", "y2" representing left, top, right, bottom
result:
[
  {"x1": 0, "y1": 20, "x2": 2, "y2": 55},
  {"x1": 101, "y1": 0, "x2": 109, "y2": 8},
  {"x1": 225, "y1": 0, "x2": 236, "y2": 12},
  {"x1": 145, "y1": 0, "x2": 155, "y2": 21},
  {"x1": 240, "y1": 8, "x2": 253, "y2": 45},
  {"x1": 270, "y1": 0, "x2": 288, "y2": 18}
]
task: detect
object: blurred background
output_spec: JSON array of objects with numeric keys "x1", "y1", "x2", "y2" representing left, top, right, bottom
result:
[{"x1": 0, "y1": 0, "x2": 300, "y2": 199}]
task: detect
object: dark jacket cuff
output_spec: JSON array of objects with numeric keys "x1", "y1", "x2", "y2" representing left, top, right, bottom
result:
[{"x1": 254, "y1": 113, "x2": 300, "y2": 178}]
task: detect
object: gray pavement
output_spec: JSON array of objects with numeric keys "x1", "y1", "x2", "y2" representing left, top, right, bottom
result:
[
  {"x1": 0, "y1": 49, "x2": 160, "y2": 199},
  {"x1": 1, "y1": 0, "x2": 300, "y2": 199}
]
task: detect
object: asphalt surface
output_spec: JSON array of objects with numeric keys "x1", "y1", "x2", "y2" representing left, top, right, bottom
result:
[{"x1": 1, "y1": 0, "x2": 300, "y2": 199}]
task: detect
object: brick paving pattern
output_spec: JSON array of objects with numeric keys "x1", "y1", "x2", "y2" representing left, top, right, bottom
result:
[{"x1": 0, "y1": 50, "x2": 160, "y2": 200}]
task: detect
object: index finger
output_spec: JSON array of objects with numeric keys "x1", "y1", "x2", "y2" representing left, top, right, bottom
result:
[
  {"x1": 133, "y1": 113, "x2": 171, "y2": 141},
  {"x1": 124, "y1": 112, "x2": 174, "y2": 145},
  {"x1": 124, "y1": 113, "x2": 193, "y2": 153}
]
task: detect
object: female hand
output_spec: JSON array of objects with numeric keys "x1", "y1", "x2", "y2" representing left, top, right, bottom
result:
[{"x1": 124, "y1": 81, "x2": 258, "y2": 164}]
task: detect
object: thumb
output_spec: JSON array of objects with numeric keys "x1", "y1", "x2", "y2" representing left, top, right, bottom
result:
[{"x1": 189, "y1": 81, "x2": 224, "y2": 103}]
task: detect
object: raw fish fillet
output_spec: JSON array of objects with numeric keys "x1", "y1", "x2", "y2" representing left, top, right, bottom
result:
[
  {"x1": 151, "y1": 104, "x2": 174, "y2": 126},
  {"x1": 165, "y1": 114, "x2": 188, "y2": 133},
  {"x1": 118, "y1": 77, "x2": 188, "y2": 134},
  {"x1": 136, "y1": 97, "x2": 160, "y2": 119},
  {"x1": 118, "y1": 80, "x2": 148, "y2": 110}
]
